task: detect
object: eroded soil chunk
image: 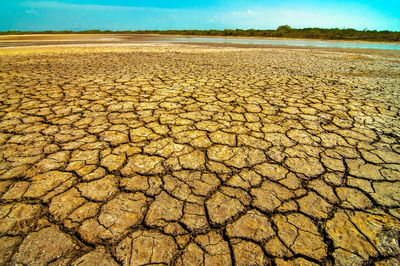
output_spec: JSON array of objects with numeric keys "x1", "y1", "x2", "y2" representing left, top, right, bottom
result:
[{"x1": 0, "y1": 43, "x2": 399, "y2": 264}]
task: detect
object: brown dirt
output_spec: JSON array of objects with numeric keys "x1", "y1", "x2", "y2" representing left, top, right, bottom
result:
[{"x1": 0, "y1": 40, "x2": 399, "y2": 265}]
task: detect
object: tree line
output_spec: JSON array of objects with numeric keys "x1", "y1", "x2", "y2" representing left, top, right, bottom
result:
[{"x1": 1, "y1": 26, "x2": 399, "y2": 42}]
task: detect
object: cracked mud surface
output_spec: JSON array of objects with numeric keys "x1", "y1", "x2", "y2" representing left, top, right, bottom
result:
[{"x1": 0, "y1": 42, "x2": 400, "y2": 265}]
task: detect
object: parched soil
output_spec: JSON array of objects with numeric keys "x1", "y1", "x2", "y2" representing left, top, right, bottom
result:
[{"x1": 0, "y1": 42, "x2": 400, "y2": 265}]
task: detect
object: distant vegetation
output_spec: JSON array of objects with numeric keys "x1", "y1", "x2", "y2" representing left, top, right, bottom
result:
[{"x1": 1, "y1": 25, "x2": 400, "y2": 42}]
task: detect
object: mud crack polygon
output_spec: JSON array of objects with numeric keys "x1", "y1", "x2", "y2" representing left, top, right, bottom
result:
[{"x1": 0, "y1": 45, "x2": 399, "y2": 265}]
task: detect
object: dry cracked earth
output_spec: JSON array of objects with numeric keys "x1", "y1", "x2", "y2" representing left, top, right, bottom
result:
[{"x1": 0, "y1": 43, "x2": 400, "y2": 265}]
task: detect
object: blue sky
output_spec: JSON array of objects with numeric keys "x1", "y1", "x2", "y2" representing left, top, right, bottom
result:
[{"x1": 1, "y1": 0, "x2": 399, "y2": 31}]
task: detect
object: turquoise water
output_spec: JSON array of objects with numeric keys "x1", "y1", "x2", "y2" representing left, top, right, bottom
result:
[{"x1": 169, "y1": 37, "x2": 400, "y2": 50}]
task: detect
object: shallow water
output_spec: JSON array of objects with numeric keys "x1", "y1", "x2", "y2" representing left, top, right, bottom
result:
[{"x1": 169, "y1": 37, "x2": 400, "y2": 50}]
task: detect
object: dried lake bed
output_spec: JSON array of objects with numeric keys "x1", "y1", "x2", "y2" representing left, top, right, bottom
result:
[{"x1": 0, "y1": 35, "x2": 400, "y2": 265}]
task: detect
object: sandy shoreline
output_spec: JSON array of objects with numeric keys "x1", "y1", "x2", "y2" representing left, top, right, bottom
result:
[
  {"x1": 1, "y1": 34, "x2": 399, "y2": 60},
  {"x1": 1, "y1": 33, "x2": 399, "y2": 44},
  {"x1": 160, "y1": 33, "x2": 400, "y2": 44},
  {"x1": 1, "y1": 34, "x2": 399, "y2": 51}
]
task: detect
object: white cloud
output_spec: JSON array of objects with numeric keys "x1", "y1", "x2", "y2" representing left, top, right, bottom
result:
[
  {"x1": 22, "y1": 1, "x2": 153, "y2": 11},
  {"x1": 230, "y1": 9, "x2": 257, "y2": 18},
  {"x1": 25, "y1": 9, "x2": 38, "y2": 14},
  {"x1": 247, "y1": 9, "x2": 256, "y2": 15},
  {"x1": 217, "y1": 6, "x2": 398, "y2": 30},
  {"x1": 15, "y1": 1, "x2": 400, "y2": 31}
]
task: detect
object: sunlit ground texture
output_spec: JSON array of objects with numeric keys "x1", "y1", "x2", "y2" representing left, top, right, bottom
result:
[{"x1": 0, "y1": 37, "x2": 400, "y2": 265}]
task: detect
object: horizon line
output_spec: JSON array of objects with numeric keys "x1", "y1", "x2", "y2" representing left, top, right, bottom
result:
[{"x1": 1, "y1": 27, "x2": 400, "y2": 33}]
